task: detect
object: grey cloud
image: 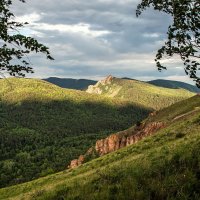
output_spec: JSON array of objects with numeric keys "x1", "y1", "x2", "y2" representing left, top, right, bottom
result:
[{"x1": 10, "y1": 0, "x2": 190, "y2": 83}]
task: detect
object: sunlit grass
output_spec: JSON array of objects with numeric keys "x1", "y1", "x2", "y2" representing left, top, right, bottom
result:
[{"x1": 94, "y1": 77, "x2": 195, "y2": 110}]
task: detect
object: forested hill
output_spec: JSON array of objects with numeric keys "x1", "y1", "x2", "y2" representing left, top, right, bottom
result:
[
  {"x1": 148, "y1": 79, "x2": 200, "y2": 93},
  {"x1": 0, "y1": 77, "x2": 195, "y2": 189},
  {"x1": 86, "y1": 75, "x2": 195, "y2": 110},
  {"x1": 1, "y1": 95, "x2": 200, "y2": 200},
  {"x1": 43, "y1": 77, "x2": 97, "y2": 90},
  {"x1": 0, "y1": 78, "x2": 149, "y2": 188}
]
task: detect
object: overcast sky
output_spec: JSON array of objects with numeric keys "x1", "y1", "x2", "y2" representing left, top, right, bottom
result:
[{"x1": 11, "y1": 0, "x2": 193, "y2": 83}]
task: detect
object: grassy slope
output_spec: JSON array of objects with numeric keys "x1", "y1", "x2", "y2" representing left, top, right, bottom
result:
[
  {"x1": 89, "y1": 77, "x2": 195, "y2": 110},
  {"x1": 0, "y1": 78, "x2": 150, "y2": 188},
  {"x1": 1, "y1": 95, "x2": 200, "y2": 200}
]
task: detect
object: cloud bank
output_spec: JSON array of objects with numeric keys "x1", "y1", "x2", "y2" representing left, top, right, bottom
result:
[{"x1": 10, "y1": 0, "x2": 193, "y2": 83}]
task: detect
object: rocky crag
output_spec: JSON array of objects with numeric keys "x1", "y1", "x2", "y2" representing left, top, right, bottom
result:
[
  {"x1": 86, "y1": 75, "x2": 114, "y2": 95},
  {"x1": 95, "y1": 121, "x2": 165, "y2": 156},
  {"x1": 68, "y1": 118, "x2": 165, "y2": 169}
]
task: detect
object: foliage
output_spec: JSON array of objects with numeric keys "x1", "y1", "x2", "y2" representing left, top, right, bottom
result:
[
  {"x1": 137, "y1": 0, "x2": 200, "y2": 86},
  {"x1": 0, "y1": 0, "x2": 53, "y2": 77},
  {"x1": 1, "y1": 95, "x2": 200, "y2": 200},
  {"x1": 0, "y1": 78, "x2": 150, "y2": 188}
]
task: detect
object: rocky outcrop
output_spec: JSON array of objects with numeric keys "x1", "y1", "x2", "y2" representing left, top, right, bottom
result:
[
  {"x1": 95, "y1": 122, "x2": 165, "y2": 156},
  {"x1": 87, "y1": 85, "x2": 103, "y2": 94},
  {"x1": 68, "y1": 147, "x2": 94, "y2": 169},
  {"x1": 68, "y1": 121, "x2": 165, "y2": 169},
  {"x1": 86, "y1": 75, "x2": 114, "y2": 94},
  {"x1": 68, "y1": 155, "x2": 84, "y2": 169},
  {"x1": 100, "y1": 75, "x2": 113, "y2": 85}
]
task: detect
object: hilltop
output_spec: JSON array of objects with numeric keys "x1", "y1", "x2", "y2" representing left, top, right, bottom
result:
[
  {"x1": 148, "y1": 79, "x2": 200, "y2": 93},
  {"x1": 1, "y1": 95, "x2": 200, "y2": 199},
  {"x1": 86, "y1": 75, "x2": 195, "y2": 110},
  {"x1": 0, "y1": 78, "x2": 149, "y2": 188}
]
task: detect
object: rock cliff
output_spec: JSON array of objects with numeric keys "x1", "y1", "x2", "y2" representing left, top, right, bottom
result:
[
  {"x1": 68, "y1": 121, "x2": 165, "y2": 169},
  {"x1": 95, "y1": 122, "x2": 165, "y2": 156},
  {"x1": 86, "y1": 75, "x2": 114, "y2": 94}
]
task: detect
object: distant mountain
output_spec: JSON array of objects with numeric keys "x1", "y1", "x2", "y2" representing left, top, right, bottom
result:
[
  {"x1": 86, "y1": 75, "x2": 195, "y2": 110},
  {"x1": 122, "y1": 77, "x2": 137, "y2": 81},
  {"x1": 43, "y1": 77, "x2": 97, "y2": 90},
  {"x1": 43, "y1": 77, "x2": 200, "y2": 94},
  {"x1": 148, "y1": 79, "x2": 200, "y2": 93}
]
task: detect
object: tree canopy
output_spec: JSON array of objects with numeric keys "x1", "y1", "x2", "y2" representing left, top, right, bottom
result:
[
  {"x1": 0, "y1": 0, "x2": 53, "y2": 77},
  {"x1": 137, "y1": 0, "x2": 200, "y2": 87}
]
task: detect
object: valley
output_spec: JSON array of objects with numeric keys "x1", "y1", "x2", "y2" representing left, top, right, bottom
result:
[
  {"x1": 0, "y1": 95, "x2": 200, "y2": 199},
  {"x1": 0, "y1": 76, "x2": 199, "y2": 200},
  {"x1": 1, "y1": 0, "x2": 199, "y2": 199},
  {"x1": 0, "y1": 78, "x2": 149, "y2": 188}
]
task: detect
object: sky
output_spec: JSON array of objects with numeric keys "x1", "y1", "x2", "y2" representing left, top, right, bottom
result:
[{"x1": 11, "y1": 0, "x2": 194, "y2": 83}]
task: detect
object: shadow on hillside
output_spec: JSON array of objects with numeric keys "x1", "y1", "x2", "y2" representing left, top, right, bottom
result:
[
  {"x1": 0, "y1": 98, "x2": 151, "y2": 188},
  {"x1": 1, "y1": 98, "x2": 152, "y2": 136}
]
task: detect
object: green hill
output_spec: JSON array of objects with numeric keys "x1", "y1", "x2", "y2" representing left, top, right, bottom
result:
[
  {"x1": 0, "y1": 77, "x2": 195, "y2": 188},
  {"x1": 86, "y1": 75, "x2": 195, "y2": 110},
  {"x1": 43, "y1": 77, "x2": 97, "y2": 90},
  {"x1": 0, "y1": 78, "x2": 150, "y2": 188},
  {"x1": 148, "y1": 79, "x2": 200, "y2": 93},
  {"x1": 1, "y1": 95, "x2": 200, "y2": 200}
]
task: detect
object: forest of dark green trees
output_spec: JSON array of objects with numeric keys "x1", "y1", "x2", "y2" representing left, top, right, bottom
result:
[{"x1": 0, "y1": 78, "x2": 150, "y2": 188}]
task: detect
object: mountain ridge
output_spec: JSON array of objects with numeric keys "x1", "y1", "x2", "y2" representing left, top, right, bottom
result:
[
  {"x1": 148, "y1": 79, "x2": 200, "y2": 93},
  {"x1": 43, "y1": 77, "x2": 97, "y2": 90},
  {"x1": 43, "y1": 76, "x2": 199, "y2": 93}
]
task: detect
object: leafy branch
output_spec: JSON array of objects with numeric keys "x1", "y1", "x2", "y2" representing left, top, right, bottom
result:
[
  {"x1": 0, "y1": 0, "x2": 54, "y2": 77},
  {"x1": 137, "y1": 0, "x2": 200, "y2": 87}
]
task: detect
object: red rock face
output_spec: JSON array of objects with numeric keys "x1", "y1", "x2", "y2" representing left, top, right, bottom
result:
[
  {"x1": 68, "y1": 155, "x2": 85, "y2": 169},
  {"x1": 95, "y1": 122, "x2": 165, "y2": 156},
  {"x1": 95, "y1": 134, "x2": 121, "y2": 156},
  {"x1": 129, "y1": 122, "x2": 164, "y2": 144},
  {"x1": 68, "y1": 121, "x2": 165, "y2": 169},
  {"x1": 69, "y1": 159, "x2": 79, "y2": 169}
]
